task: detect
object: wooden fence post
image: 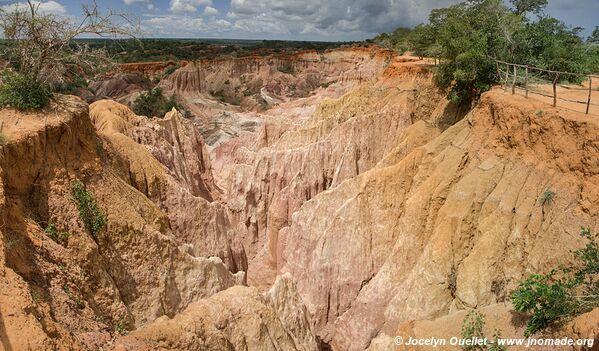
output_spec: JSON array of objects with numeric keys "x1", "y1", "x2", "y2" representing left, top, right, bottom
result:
[
  {"x1": 586, "y1": 76, "x2": 593, "y2": 115},
  {"x1": 512, "y1": 65, "x2": 517, "y2": 95},
  {"x1": 504, "y1": 63, "x2": 509, "y2": 92},
  {"x1": 525, "y1": 66, "x2": 529, "y2": 98},
  {"x1": 552, "y1": 72, "x2": 560, "y2": 107},
  {"x1": 495, "y1": 60, "x2": 500, "y2": 85}
]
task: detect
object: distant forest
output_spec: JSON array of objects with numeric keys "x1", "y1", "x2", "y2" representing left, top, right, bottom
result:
[
  {"x1": 78, "y1": 39, "x2": 356, "y2": 63},
  {"x1": 370, "y1": 0, "x2": 599, "y2": 103}
]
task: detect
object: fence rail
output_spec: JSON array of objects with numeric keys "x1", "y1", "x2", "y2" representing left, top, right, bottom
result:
[{"x1": 493, "y1": 59, "x2": 598, "y2": 115}]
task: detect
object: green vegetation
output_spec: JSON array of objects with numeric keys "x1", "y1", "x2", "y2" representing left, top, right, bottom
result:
[
  {"x1": 460, "y1": 310, "x2": 507, "y2": 351},
  {"x1": 164, "y1": 64, "x2": 180, "y2": 76},
  {"x1": 0, "y1": 1, "x2": 134, "y2": 110},
  {"x1": 373, "y1": 0, "x2": 598, "y2": 103},
  {"x1": 132, "y1": 87, "x2": 189, "y2": 118},
  {"x1": 30, "y1": 287, "x2": 47, "y2": 303},
  {"x1": 114, "y1": 320, "x2": 128, "y2": 335},
  {"x1": 461, "y1": 310, "x2": 486, "y2": 351},
  {"x1": 0, "y1": 71, "x2": 51, "y2": 110},
  {"x1": 44, "y1": 222, "x2": 69, "y2": 246},
  {"x1": 72, "y1": 180, "x2": 106, "y2": 239},
  {"x1": 62, "y1": 284, "x2": 85, "y2": 309},
  {"x1": 0, "y1": 132, "x2": 6, "y2": 146},
  {"x1": 78, "y1": 38, "x2": 349, "y2": 63},
  {"x1": 540, "y1": 189, "x2": 555, "y2": 206},
  {"x1": 512, "y1": 227, "x2": 599, "y2": 336},
  {"x1": 277, "y1": 62, "x2": 295, "y2": 75},
  {"x1": 373, "y1": 27, "x2": 413, "y2": 53}
]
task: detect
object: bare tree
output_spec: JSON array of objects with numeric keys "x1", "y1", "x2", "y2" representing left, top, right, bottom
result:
[{"x1": 0, "y1": 0, "x2": 139, "y2": 84}]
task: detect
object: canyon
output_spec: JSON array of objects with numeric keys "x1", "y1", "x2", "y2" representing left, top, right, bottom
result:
[{"x1": 0, "y1": 46, "x2": 597, "y2": 351}]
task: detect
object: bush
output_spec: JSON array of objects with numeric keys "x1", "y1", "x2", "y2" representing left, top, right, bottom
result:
[
  {"x1": 163, "y1": 64, "x2": 180, "y2": 76},
  {"x1": 0, "y1": 71, "x2": 52, "y2": 110},
  {"x1": 132, "y1": 87, "x2": 189, "y2": 118},
  {"x1": 44, "y1": 222, "x2": 69, "y2": 245},
  {"x1": 277, "y1": 62, "x2": 295, "y2": 75},
  {"x1": 72, "y1": 180, "x2": 106, "y2": 239},
  {"x1": 460, "y1": 310, "x2": 507, "y2": 351},
  {"x1": 461, "y1": 310, "x2": 486, "y2": 351},
  {"x1": 511, "y1": 227, "x2": 599, "y2": 336},
  {"x1": 540, "y1": 189, "x2": 555, "y2": 206}
]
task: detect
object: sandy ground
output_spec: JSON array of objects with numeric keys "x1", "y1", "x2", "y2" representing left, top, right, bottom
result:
[{"x1": 500, "y1": 78, "x2": 599, "y2": 117}]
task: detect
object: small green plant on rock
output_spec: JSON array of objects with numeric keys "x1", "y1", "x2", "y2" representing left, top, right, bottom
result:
[
  {"x1": 72, "y1": 180, "x2": 106, "y2": 239},
  {"x1": 511, "y1": 227, "x2": 599, "y2": 336},
  {"x1": 0, "y1": 133, "x2": 6, "y2": 146},
  {"x1": 461, "y1": 309, "x2": 486, "y2": 351},
  {"x1": 540, "y1": 189, "x2": 555, "y2": 206},
  {"x1": 62, "y1": 284, "x2": 85, "y2": 309},
  {"x1": 44, "y1": 222, "x2": 69, "y2": 245},
  {"x1": 114, "y1": 320, "x2": 128, "y2": 335},
  {"x1": 461, "y1": 310, "x2": 507, "y2": 351}
]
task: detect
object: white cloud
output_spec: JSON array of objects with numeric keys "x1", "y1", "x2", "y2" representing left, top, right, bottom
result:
[
  {"x1": 223, "y1": 0, "x2": 461, "y2": 40},
  {"x1": 141, "y1": 14, "x2": 238, "y2": 37},
  {"x1": 1, "y1": 0, "x2": 66, "y2": 15},
  {"x1": 123, "y1": 0, "x2": 147, "y2": 5},
  {"x1": 169, "y1": 0, "x2": 211, "y2": 13},
  {"x1": 203, "y1": 6, "x2": 218, "y2": 16}
]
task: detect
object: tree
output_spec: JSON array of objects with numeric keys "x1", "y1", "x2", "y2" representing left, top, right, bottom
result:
[
  {"x1": 0, "y1": 0, "x2": 138, "y2": 109},
  {"x1": 512, "y1": 227, "x2": 599, "y2": 336},
  {"x1": 132, "y1": 87, "x2": 189, "y2": 118},
  {"x1": 431, "y1": 0, "x2": 522, "y2": 103},
  {"x1": 589, "y1": 26, "x2": 599, "y2": 44},
  {"x1": 513, "y1": 17, "x2": 587, "y2": 75},
  {"x1": 509, "y1": 0, "x2": 548, "y2": 15},
  {"x1": 407, "y1": 24, "x2": 435, "y2": 59}
]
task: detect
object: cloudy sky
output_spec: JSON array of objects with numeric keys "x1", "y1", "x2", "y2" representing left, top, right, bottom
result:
[{"x1": 1, "y1": 0, "x2": 597, "y2": 41}]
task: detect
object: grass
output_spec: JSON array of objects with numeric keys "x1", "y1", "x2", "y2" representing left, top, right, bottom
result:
[
  {"x1": 540, "y1": 189, "x2": 555, "y2": 206},
  {"x1": 72, "y1": 180, "x2": 106, "y2": 239}
]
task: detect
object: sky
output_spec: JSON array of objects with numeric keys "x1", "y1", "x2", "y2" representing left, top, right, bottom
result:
[{"x1": 0, "y1": 0, "x2": 597, "y2": 41}]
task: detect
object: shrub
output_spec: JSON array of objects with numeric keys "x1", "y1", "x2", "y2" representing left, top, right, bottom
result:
[
  {"x1": 72, "y1": 180, "x2": 106, "y2": 239},
  {"x1": 540, "y1": 189, "x2": 555, "y2": 206},
  {"x1": 511, "y1": 227, "x2": 599, "y2": 336},
  {"x1": 132, "y1": 87, "x2": 189, "y2": 118},
  {"x1": 461, "y1": 310, "x2": 507, "y2": 351},
  {"x1": 277, "y1": 62, "x2": 295, "y2": 75},
  {"x1": 114, "y1": 320, "x2": 128, "y2": 335},
  {"x1": 164, "y1": 64, "x2": 180, "y2": 76},
  {"x1": 461, "y1": 309, "x2": 486, "y2": 351},
  {"x1": 44, "y1": 222, "x2": 69, "y2": 245},
  {"x1": 0, "y1": 71, "x2": 52, "y2": 110}
]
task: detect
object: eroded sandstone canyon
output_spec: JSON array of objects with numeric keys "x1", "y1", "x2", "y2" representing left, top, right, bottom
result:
[{"x1": 0, "y1": 47, "x2": 597, "y2": 350}]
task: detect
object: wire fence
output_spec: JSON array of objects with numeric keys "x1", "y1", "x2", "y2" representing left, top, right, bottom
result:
[{"x1": 494, "y1": 59, "x2": 598, "y2": 115}]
